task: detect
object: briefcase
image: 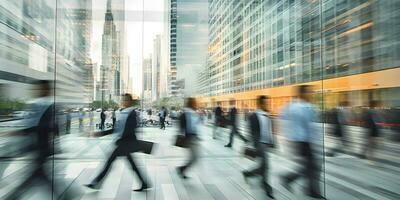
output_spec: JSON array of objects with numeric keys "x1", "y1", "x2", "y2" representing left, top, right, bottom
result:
[
  {"x1": 174, "y1": 135, "x2": 189, "y2": 148},
  {"x1": 243, "y1": 147, "x2": 259, "y2": 160},
  {"x1": 137, "y1": 140, "x2": 154, "y2": 154}
]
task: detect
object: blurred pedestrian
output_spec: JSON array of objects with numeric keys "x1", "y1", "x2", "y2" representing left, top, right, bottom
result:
[
  {"x1": 361, "y1": 100, "x2": 382, "y2": 162},
  {"x1": 327, "y1": 99, "x2": 350, "y2": 156},
  {"x1": 66, "y1": 110, "x2": 71, "y2": 134},
  {"x1": 85, "y1": 93, "x2": 150, "y2": 191},
  {"x1": 89, "y1": 109, "x2": 94, "y2": 129},
  {"x1": 5, "y1": 80, "x2": 78, "y2": 199},
  {"x1": 112, "y1": 109, "x2": 116, "y2": 129},
  {"x1": 100, "y1": 109, "x2": 105, "y2": 130},
  {"x1": 213, "y1": 104, "x2": 223, "y2": 139},
  {"x1": 226, "y1": 99, "x2": 248, "y2": 147},
  {"x1": 177, "y1": 98, "x2": 201, "y2": 179},
  {"x1": 159, "y1": 106, "x2": 167, "y2": 130},
  {"x1": 242, "y1": 95, "x2": 274, "y2": 199},
  {"x1": 79, "y1": 108, "x2": 85, "y2": 131},
  {"x1": 280, "y1": 85, "x2": 322, "y2": 198}
]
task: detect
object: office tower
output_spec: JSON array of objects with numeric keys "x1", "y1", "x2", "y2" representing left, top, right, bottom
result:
[
  {"x1": 165, "y1": 0, "x2": 178, "y2": 96},
  {"x1": 175, "y1": 0, "x2": 208, "y2": 97},
  {"x1": 201, "y1": 0, "x2": 400, "y2": 111},
  {"x1": 101, "y1": 0, "x2": 122, "y2": 103},
  {"x1": 143, "y1": 57, "x2": 152, "y2": 107},
  {"x1": 152, "y1": 35, "x2": 162, "y2": 101}
]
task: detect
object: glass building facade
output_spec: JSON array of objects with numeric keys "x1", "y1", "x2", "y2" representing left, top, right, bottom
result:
[{"x1": 0, "y1": 0, "x2": 400, "y2": 199}]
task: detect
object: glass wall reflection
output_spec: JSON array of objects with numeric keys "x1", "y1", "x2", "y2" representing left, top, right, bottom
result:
[{"x1": 0, "y1": 0, "x2": 399, "y2": 199}]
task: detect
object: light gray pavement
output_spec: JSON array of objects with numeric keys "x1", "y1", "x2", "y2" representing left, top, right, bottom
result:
[{"x1": 0, "y1": 119, "x2": 399, "y2": 199}]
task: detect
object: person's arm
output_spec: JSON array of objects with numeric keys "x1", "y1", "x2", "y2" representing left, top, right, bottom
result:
[{"x1": 179, "y1": 113, "x2": 186, "y2": 135}]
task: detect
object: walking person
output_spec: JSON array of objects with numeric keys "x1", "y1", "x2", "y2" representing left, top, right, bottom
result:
[
  {"x1": 79, "y1": 108, "x2": 85, "y2": 131},
  {"x1": 100, "y1": 109, "x2": 106, "y2": 130},
  {"x1": 327, "y1": 99, "x2": 350, "y2": 157},
  {"x1": 4, "y1": 80, "x2": 78, "y2": 200},
  {"x1": 66, "y1": 110, "x2": 71, "y2": 134},
  {"x1": 360, "y1": 99, "x2": 382, "y2": 163},
  {"x1": 89, "y1": 109, "x2": 94, "y2": 130},
  {"x1": 225, "y1": 99, "x2": 248, "y2": 147},
  {"x1": 85, "y1": 93, "x2": 150, "y2": 191},
  {"x1": 242, "y1": 96, "x2": 274, "y2": 199},
  {"x1": 177, "y1": 98, "x2": 201, "y2": 179},
  {"x1": 159, "y1": 106, "x2": 167, "y2": 130},
  {"x1": 280, "y1": 85, "x2": 323, "y2": 198},
  {"x1": 213, "y1": 104, "x2": 223, "y2": 139},
  {"x1": 112, "y1": 109, "x2": 116, "y2": 129}
]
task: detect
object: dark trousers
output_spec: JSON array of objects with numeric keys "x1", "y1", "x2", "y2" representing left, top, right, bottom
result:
[
  {"x1": 66, "y1": 120, "x2": 71, "y2": 133},
  {"x1": 100, "y1": 119, "x2": 105, "y2": 130},
  {"x1": 160, "y1": 117, "x2": 165, "y2": 129},
  {"x1": 180, "y1": 137, "x2": 199, "y2": 173},
  {"x1": 243, "y1": 143, "x2": 272, "y2": 193},
  {"x1": 112, "y1": 118, "x2": 116, "y2": 129},
  {"x1": 227, "y1": 125, "x2": 247, "y2": 145},
  {"x1": 91, "y1": 145, "x2": 146, "y2": 185},
  {"x1": 282, "y1": 142, "x2": 321, "y2": 195}
]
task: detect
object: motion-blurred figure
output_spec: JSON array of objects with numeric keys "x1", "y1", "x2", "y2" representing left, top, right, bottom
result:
[
  {"x1": 5, "y1": 80, "x2": 77, "y2": 199},
  {"x1": 361, "y1": 100, "x2": 382, "y2": 162},
  {"x1": 112, "y1": 109, "x2": 116, "y2": 129},
  {"x1": 85, "y1": 94, "x2": 150, "y2": 191},
  {"x1": 328, "y1": 98, "x2": 351, "y2": 156},
  {"x1": 79, "y1": 108, "x2": 85, "y2": 131},
  {"x1": 242, "y1": 96, "x2": 274, "y2": 199},
  {"x1": 100, "y1": 109, "x2": 105, "y2": 130},
  {"x1": 66, "y1": 110, "x2": 71, "y2": 134},
  {"x1": 213, "y1": 104, "x2": 223, "y2": 139},
  {"x1": 159, "y1": 106, "x2": 168, "y2": 130},
  {"x1": 89, "y1": 109, "x2": 94, "y2": 130},
  {"x1": 225, "y1": 99, "x2": 247, "y2": 147},
  {"x1": 280, "y1": 85, "x2": 322, "y2": 198},
  {"x1": 177, "y1": 98, "x2": 200, "y2": 179}
]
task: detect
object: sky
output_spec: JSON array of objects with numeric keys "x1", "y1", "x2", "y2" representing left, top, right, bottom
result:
[{"x1": 91, "y1": 0, "x2": 165, "y2": 96}]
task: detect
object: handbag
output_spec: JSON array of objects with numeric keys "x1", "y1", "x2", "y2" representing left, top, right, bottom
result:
[
  {"x1": 174, "y1": 134, "x2": 189, "y2": 148},
  {"x1": 243, "y1": 147, "x2": 259, "y2": 160}
]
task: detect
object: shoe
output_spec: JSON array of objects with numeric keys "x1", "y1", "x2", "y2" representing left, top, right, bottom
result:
[
  {"x1": 133, "y1": 183, "x2": 150, "y2": 192},
  {"x1": 263, "y1": 182, "x2": 274, "y2": 199},
  {"x1": 84, "y1": 182, "x2": 99, "y2": 189},
  {"x1": 177, "y1": 167, "x2": 188, "y2": 179},
  {"x1": 225, "y1": 144, "x2": 232, "y2": 148}
]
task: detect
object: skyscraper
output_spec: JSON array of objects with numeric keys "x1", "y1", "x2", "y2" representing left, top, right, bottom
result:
[
  {"x1": 100, "y1": 0, "x2": 121, "y2": 103},
  {"x1": 152, "y1": 35, "x2": 162, "y2": 101},
  {"x1": 143, "y1": 57, "x2": 152, "y2": 107},
  {"x1": 165, "y1": 0, "x2": 178, "y2": 96},
  {"x1": 199, "y1": 0, "x2": 400, "y2": 112}
]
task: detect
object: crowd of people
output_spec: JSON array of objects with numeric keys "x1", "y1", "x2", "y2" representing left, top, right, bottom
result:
[{"x1": 0, "y1": 80, "x2": 393, "y2": 199}]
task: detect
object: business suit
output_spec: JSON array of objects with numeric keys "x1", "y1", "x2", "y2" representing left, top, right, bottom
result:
[
  {"x1": 5, "y1": 97, "x2": 74, "y2": 199},
  {"x1": 213, "y1": 106, "x2": 223, "y2": 139},
  {"x1": 226, "y1": 107, "x2": 247, "y2": 147},
  {"x1": 177, "y1": 108, "x2": 199, "y2": 178},
  {"x1": 88, "y1": 107, "x2": 148, "y2": 190},
  {"x1": 243, "y1": 110, "x2": 273, "y2": 197}
]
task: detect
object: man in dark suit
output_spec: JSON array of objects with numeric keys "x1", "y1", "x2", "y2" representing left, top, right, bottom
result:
[
  {"x1": 225, "y1": 99, "x2": 247, "y2": 147},
  {"x1": 242, "y1": 95, "x2": 274, "y2": 199},
  {"x1": 100, "y1": 109, "x2": 106, "y2": 130},
  {"x1": 5, "y1": 80, "x2": 78, "y2": 199},
  {"x1": 177, "y1": 98, "x2": 200, "y2": 179},
  {"x1": 159, "y1": 106, "x2": 168, "y2": 130},
  {"x1": 86, "y1": 93, "x2": 149, "y2": 192},
  {"x1": 213, "y1": 104, "x2": 223, "y2": 139}
]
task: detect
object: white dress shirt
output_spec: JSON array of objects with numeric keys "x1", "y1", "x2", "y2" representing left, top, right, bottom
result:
[{"x1": 256, "y1": 109, "x2": 273, "y2": 144}]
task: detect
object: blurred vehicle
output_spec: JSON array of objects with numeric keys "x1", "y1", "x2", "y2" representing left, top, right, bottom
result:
[
  {"x1": 72, "y1": 108, "x2": 80, "y2": 112},
  {"x1": 96, "y1": 108, "x2": 102, "y2": 112}
]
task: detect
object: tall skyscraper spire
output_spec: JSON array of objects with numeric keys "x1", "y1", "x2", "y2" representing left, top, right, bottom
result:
[{"x1": 105, "y1": 0, "x2": 113, "y2": 21}]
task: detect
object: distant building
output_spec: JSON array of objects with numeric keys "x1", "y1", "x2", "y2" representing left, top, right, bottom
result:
[{"x1": 143, "y1": 57, "x2": 152, "y2": 106}]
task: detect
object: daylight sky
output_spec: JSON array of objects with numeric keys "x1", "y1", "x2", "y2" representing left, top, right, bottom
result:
[{"x1": 91, "y1": 0, "x2": 165, "y2": 96}]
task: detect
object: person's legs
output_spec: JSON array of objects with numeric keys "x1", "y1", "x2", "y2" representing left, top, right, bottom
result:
[
  {"x1": 89, "y1": 147, "x2": 119, "y2": 185},
  {"x1": 126, "y1": 154, "x2": 149, "y2": 191},
  {"x1": 226, "y1": 127, "x2": 234, "y2": 147},
  {"x1": 178, "y1": 139, "x2": 198, "y2": 177}
]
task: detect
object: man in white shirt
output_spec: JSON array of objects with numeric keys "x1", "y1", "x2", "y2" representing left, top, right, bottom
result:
[
  {"x1": 280, "y1": 85, "x2": 322, "y2": 199},
  {"x1": 242, "y1": 95, "x2": 274, "y2": 199}
]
